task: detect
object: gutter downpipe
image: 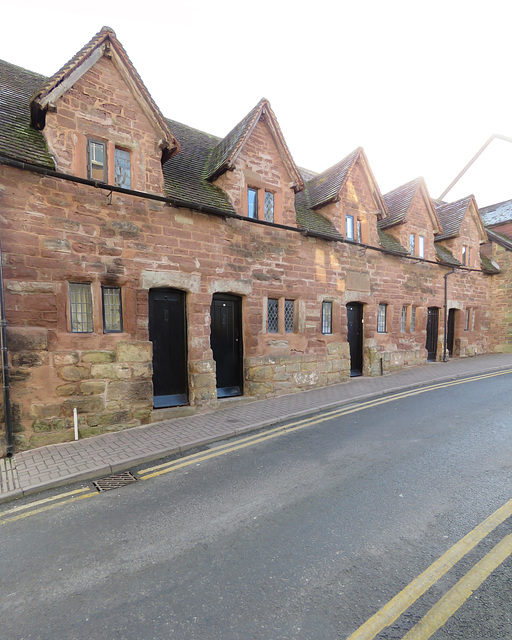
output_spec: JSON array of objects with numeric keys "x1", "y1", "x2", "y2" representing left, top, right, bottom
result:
[
  {"x1": 0, "y1": 235, "x2": 13, "y2": 456},
  {"x1": 443, "y1": 268, "x2": 456, "y2": 363}
]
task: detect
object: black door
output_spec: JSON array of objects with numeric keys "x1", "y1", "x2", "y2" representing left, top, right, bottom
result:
[
  {"x1": 210, "y1": 294, "x2": 243, "y2": 398},
  {"x1": 149, "y1": 289, "x2": 188, "y2": 408},
  {"x1": 426, "y1": 307, "x2": 439, "y2": 362},
  {"x1": 447, "y1": 308, "x2": 456, "y2": 357},
  {"x1": 346, "y1": 302, "x2": 363, "y2": 377}
]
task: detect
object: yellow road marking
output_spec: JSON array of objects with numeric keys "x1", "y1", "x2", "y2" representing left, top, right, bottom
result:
[
  {"x1": 403, "y1": 533, "x2": 512, "y2": 639},
  {"x1": 346, "y1": 496, "x2": 512, "y2": 640},
  {"x1": 0, "y1": 486, "x2": 90, "y2": 515},
  {"x1": 0, "y1": 492, "x2": 97, "y2": 525},
  {"x1": 140, "y1": 369, "x2": 512, "y2": 480}
]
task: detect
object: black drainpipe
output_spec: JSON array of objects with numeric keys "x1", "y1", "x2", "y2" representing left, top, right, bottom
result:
[{"x1": 443, "y1": 268, "x2": 456, "y2": 363}]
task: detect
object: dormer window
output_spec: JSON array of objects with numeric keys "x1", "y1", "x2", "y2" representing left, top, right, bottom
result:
[
  {"x1": 248, "y1": 188, "x2": 258, "y2": 219},
  {"x1": 264, "y1": 192, "x2": 274, "y2": 223},
  {"x1": 418, "y1": 236, "x2": 425, "y2": 258},
  {"x1": 88, "y1": 140, "x2": 107, "y2": 182},
  {"x1": 247, "y1": 187, "x2": 276, "y2": 222},
  {"x1": 462, "y1": 245, "x2": 471, "y2": 266},
  {"x1": 115, "y1": 148, "x2": 131, "y2": 189},
  {"x1": 346, "y1": 215, "x2": 354, "y2": 240}
]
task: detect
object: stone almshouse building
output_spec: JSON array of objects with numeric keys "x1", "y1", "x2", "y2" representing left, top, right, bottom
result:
[{"x1": 0, "y1": 28, "x2": 504, "y2": 453}]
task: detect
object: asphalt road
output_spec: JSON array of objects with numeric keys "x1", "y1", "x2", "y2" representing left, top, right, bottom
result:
[{"x1": 1, "y1": 372, "x2": 512, "y2": 640}]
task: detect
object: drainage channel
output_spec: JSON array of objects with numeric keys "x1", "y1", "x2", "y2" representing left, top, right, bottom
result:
[{"x1": 92, "y1": 471, "x2": 138, "y2": 492}]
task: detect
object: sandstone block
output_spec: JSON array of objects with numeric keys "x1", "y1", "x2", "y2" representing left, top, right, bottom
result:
[
  {"x1": 11, "y1": 351, "x2": 45, "y2": 367},
  {"x1": 131, "y1": 362, "x2": 153, "y2": 379},
  {"x1": 90, "y1": 363, "x2": 131, "y2": 380},
  {"x1": 56, "y1": 383, "x2": 78, "y2": 396},
  {"x1": 82, "y1": 350, "x2": 116, "y2": 363},
  {"x1": 53, "y1": 352, "x2": 79, "y2": 367},
  {"x1": 106, "y1": 380, "x2": 152, "y2": 408},
  {"x1": 116, "y1": 341, "x2": 152, "y2": 363},
  {"x1": 29, "y1": 431, "x2": 74, "y2": 448},
  {"x1": 29, "y1": 403, "x2": 62, "y2": 419},
  {"x1": 62, "y1": 396, "x2": 105, "y2": 415},
  {"x1": 7, "y1": 327, "x2": 48, "y2": 352},
  {"x1": 80, "y1": 381, "x2": 106, "y2": 396},
  {"x1": 58, "y1": 365, "x2": 90, "y2": 382}
]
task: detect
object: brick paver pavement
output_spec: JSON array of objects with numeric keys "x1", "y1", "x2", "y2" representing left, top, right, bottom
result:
[{"x1": 2, "y1": 353, "x2": 512, "y2": 504}]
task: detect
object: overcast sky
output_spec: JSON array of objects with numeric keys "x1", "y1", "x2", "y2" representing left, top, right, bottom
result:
[{"x1": 2, "y1": 0, "x2": 512, "y2": 207}]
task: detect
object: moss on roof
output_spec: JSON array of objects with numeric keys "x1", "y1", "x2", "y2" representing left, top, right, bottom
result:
[
  {"x1": 480, "y1": 254, "x2": 500, "y2": 274},
  {"x1": 434, "y1": 243, "x2": 461, "y2": 266},
  {"x1": 377, "y1": 229, "x2": 409, "y2": 256}
]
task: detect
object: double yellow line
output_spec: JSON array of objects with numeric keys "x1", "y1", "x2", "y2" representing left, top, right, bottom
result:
[{"x1": 139, "y1": 369, "x2": 512, "y2": 481}]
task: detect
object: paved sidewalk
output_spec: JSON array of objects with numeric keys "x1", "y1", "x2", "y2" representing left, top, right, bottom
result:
[{"x1": 2, "y1": 352, "x2": 512, "y2": 504}]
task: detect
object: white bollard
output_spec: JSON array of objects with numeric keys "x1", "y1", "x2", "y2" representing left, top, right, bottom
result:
[{"x1": 73, "y1": 407, "x2": 79, "y2": 441}]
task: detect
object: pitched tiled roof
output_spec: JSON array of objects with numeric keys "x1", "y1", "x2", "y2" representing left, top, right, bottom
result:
[
  {"x1": 480, "y1": 199, "x2": 512, "y2": 227},
  {"x1": 480, "y1": 253, "x2": 500, "y2": 274},
  {"x1": 434, "y1": 196, "x2": 473, "y2": 240},
  {"x1": 434, "y1": 243, "x2": 461, "y2": 266},
  {"x1": 0, "y1": 59, "x2": 54, "y2": 168},
  {"x1": 294, "y1": 191, "x2": 344, "y2": 240},
  {"x1": 306, "y1": 148, "x2": 362, "y2": 210},
  {"x1": 380, "y1": 178, "x2": 422, "y2": 229},
  {"x1": 486, "y1": 228, "x2": 512, "y2": 251},
  {"x1": 162, "y1": 119, "x2": 235, "y2": 214},
  {"x1": 377, "y1": 229, "x2": 409, "y2": 256}
]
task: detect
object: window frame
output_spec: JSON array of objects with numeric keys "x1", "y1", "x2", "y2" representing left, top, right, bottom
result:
[
  {"x1": 284, "y1": 299, "x2": 295, "y2": 333},
  {"x1": 418, "y1": 235, "x2": 425, "y2": 258},
  {"x1": 411, "y1": 306, "x2": 416, "y2": 332},
  {"x1": 247, "y1": 187, "x2": 259, "y2": 219},
  {"x1": 69, "y1": 282, "x2": 94, "y2": 333},
  {"x1": 377, "y1": 303, "x2": 387, "y2": 333},
  {"x1": 465, "y1": 308, "x2": 471, "y2": 331},
  {"x1": 346, "y1": 215, "x2": 355, "y2": 241},
  {"x1": 102, "y1": 286, "x2": 123, "y2": 333},
  {"x1": 267, "y1": 298, "x2": 279, "y2": 333},
  {"x1": 114, "y1": 147, "x2": 131, "y2": 189},
  {"x1": 409, "y1": 233, "x2": 415, "y2": 255},
  {"x1": 87, "y1": 139, "x2": 107, "y2": 182},
  {"x1": 321, "y1": 301, "x2": 333, "y2": 335},
  {"x1": 264, "y1": 190, "x2": 274, "y2": 223},
  {"x1": 462, "y1": 245, "x2": 471, "y2": 267},
  {"x1": 401, "y1": 305, "x2": 407, "y2": 333}
]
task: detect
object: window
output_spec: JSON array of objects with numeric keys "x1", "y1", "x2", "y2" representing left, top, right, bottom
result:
[
  {"x1": 88, "y1": 140, "x2": 107, "y2": 182},
  {"x1": 462, "y1": 245, "x2": 471, "y2": 266},
  {"x1": 69, "y1": 283, "x2": 94, "y2": 333},
  {"x1": 267, "y1": 298, "x2": 278, "y2": 333},
  {"x1": 357, "y1": 219, "x2": 362, "y2": 243},
  {"x1": 418, "y1": 236, "x2": 425, "y2": 258},
  {"x1": 102, "y1": 286, "x2": 123, "y2": 333},
  {"x1": 322, "y1": 301, "x2": 333, "y2": 334},
  {"x1": 411, "y1": 306, "x2": 416, "y2": 332},
  {"x1": 409, "y1": 234, "x2": 415, "y2": 255},
  {"x1": 471, "y1": 309, "x2": 476, "y2": 331},
  {"x1": 284, "y1": 299, "x2": 294, "y2": 333},
  {"x1": 401, "y1": 305, "x2": 407, "y2": 332},
  {"x1": 264, "y1": 191, "x2": 274, "y2": 223},
  {"x1": 346, "y1": 215, "x2": 354, "y2": 240},
  {"x1": 377, "y1": 303, "x2": 387, "y2": 333},
  {"x1": 114, "y1": 148, "x2": 131, "y2": 189},
  {"x1": 465, "y1": 308, "x2": 471, "y2": 331},
  {"x1": 248, "y1": 188, "x2": 258, "y2": 219}
]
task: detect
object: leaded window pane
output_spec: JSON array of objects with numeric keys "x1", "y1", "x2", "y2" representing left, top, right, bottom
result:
[
  {"x1": 69, "y1": 283, "x2": 94, "y2": 333},
  {"x1": 409, "y1": 234, "x2": 415, "y2": 255},
  {"x1": 471, "y1": 309, "x2": 475, "y2": 331},
  {"x1": 115, "y1": 148, "x2": 131, "y2": 189},
  {"x1": 248, "y1": 188, "x2": 258, "y2": 219},
  {"x1": 377, "y1": 303, "x2": 387, "y2": 333},
  {"x1": 465, "y1": 309, "x2": 470, "y2": 331},
  {"x1": 357, "y1": 219, "x2": 362, "y2": 243},
  {"x1": 346, "y1": 215, "x2": 354, "y2": 240},
  {"x1": 401, "y1": 305, "x2": 407, "y2": 332},
  {"x1": 411, "y1": 307, "x2": 416, "y2": 332},
  {"x1": 268, "y1": 298, "x2": 278, "y2": 333},
  {"x1": 102, "y1": 286, "x2": 123, "y2": 333},
  {"x1": 285, "y1": 300, "x2": 294, "y2": 333},
  {"x1": 322, "y1": 301, "x2": 332, "y2": 334},
  {"x1": 264, "y1": 191, "x2": 274, "y2": 222}
]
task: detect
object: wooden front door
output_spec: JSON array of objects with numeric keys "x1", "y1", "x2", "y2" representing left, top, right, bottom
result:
[
  {"x1": 346, "y1": 302, "x2": 363, "y2": 377},
  {"x1": 210, "y1": 294, "x2": 243, "y2": 398},
  {"x1": 426, "y1": 307, "x2": 439, "y2": 362},
  {"x1": 149, "y1": 289, "x2": 188, "y2": 408},
  {"x1": 447, "y1": 308, "x2": 456, "y2": 357}
]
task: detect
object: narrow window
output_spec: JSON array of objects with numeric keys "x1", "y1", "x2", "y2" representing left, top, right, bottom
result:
[
  {"x1": 409, "y1": 234, "x2": 415, "y2": 255},
  {"x1": 465, "y1": 308, "x2": 470, "y2": 331},
  {"x1": 267, "y1": 298, "x2": 279, "y2": 333},
  {"x1": 418, "y1": 236, "x2": 425, "y2": 258},
  {"x1": 357, "y1": 219, "x2": 362, "y2": 243},
  {"x1": 462, "y1": 245, "x2": 471, "y2": 266},
  {"x1": 114, "y1": 148, "x2": 131, "y2": 189},
  {"x1": 471, "y1": 309, "x2": 476, "y2": 331},
  {"x1": 401, "y1": 305, "x2": 407, "y2": 332},
  {"x1": 88, "y1": 140, "x2": 107, "y2": 182},
  {"x1": 69, "y1": 283, "x2": 94, "y2": 333},
  {"x1": 411, "y1": 306, "x2": 416, "y2": 332},
  {"x1": 264, "y1": 191, "x2": 274, "y2": 223},
  {"x1": 377, "y1": 303, "x2": 387, "y2": 333},
  {"x1": 248, "y1": 188, "x2": 258, "y2": 219},
  {"x1": 346, "y1": 215, "x2": 354, "y2": 240},
  {"x1": 322, "y1": 301, "x2": 333, "y2": 334},
  {"x1": 102, "y1": 286, "x2": 123, "y2": 333},
  {"x1": 284, "y1": 299, "x2": 294, "y2": 333}
]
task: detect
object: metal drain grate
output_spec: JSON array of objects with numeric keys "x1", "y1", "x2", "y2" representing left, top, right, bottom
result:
[{"x1": 92, "y1": 471, "x2": 138, "y2": 492}]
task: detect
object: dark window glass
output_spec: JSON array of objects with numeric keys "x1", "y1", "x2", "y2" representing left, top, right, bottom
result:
[
  {"x1": 115, "y1": 148, "x2": 131, "y2": 189},
  {"x1": 69, "y1": 283, "x2": 94, "y2": 333},
  {"x1": 411, "y1": 306, "x2": 416, "y2": 332},
  {"x1": 285, "y1": 300, "x2": 294, "y2": 333},
  {"x1": 102, "y1": 286, "x2": 123, "y2": 333},
  {"x1": 401, "y1": 305, "x2": 407, "y2": 332},
  {"x1": 357, "y1": 219, "x2": 362, "y2": 243},
  {"x1": 268, "y1": 298, "x2": 278, "y2": 333},
  {"x1": 322, "y1": 301, "x2": 332, "y2": 334},
  {"x1": 377, "y1": 303, "x2": 387, "y2": 333},
  {"x1": 248, "y1": 188, "x2": 258, "y2": 219}
]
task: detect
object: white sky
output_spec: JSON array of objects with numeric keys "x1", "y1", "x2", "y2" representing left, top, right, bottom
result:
[{"x1": 2, "y1": 0, "x2": 512, "y2": 207}]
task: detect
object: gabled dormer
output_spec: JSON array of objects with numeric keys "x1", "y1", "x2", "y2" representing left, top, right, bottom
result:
[
  {"x1": 30, "y1": 27, "x2": 180, "y2": 194},
  {"x1": 206, "y1": 98, "x2": 305, "y2": 227},
  {"x1": 434, "y1": 196, "x2": 487, "y2": 268},
  {"x1": 380, "y1": 178, "x2": 441, "y2": 261},
  {"x1": 298, "y1": 147, "x2": 387, "y2": 245}
]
